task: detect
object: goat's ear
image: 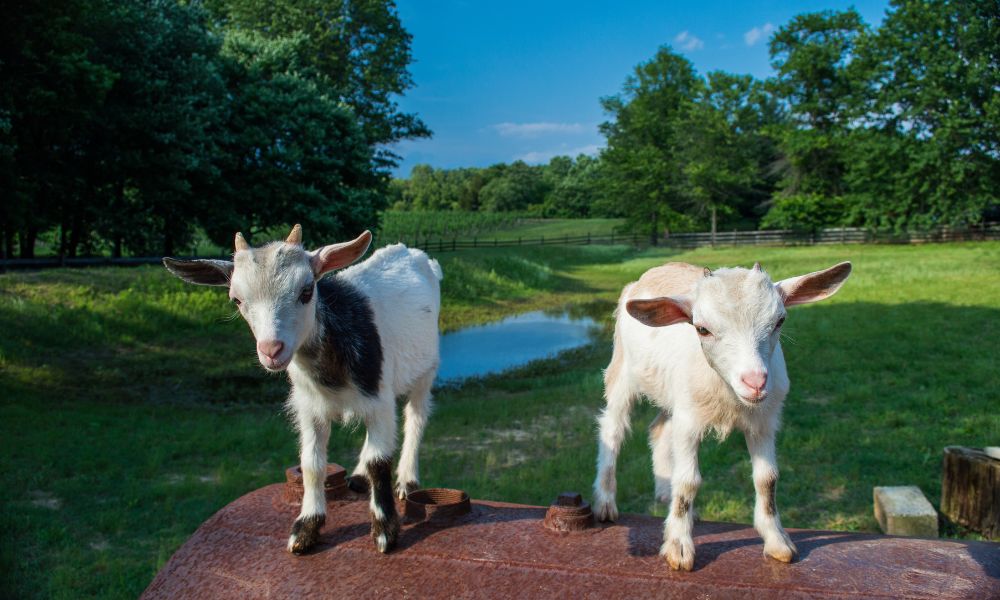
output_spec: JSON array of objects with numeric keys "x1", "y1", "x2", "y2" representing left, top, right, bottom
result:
[
  {"x1": 310, "y1": 230, "x2": 372, "y2": 277},
  {"x1": 162, "y1": 258, "x2": 233, "y2": 287},
  {"x1": 626, "y1": 296, "x2": 692, "y2": 327},
  {"x1": 775, "y1": 261, "x2": 852, "y2": 307}
]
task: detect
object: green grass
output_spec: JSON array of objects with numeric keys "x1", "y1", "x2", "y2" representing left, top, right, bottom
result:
[{"x1": 2, "y1": 241, "x2": 998, "y2": 598}]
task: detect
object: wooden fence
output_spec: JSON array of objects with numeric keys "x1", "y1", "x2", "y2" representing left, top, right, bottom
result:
[
  {"x1": 1, "y1": 223, "x2": 997, "y2": 271},
  {"x1": 399, "y1": 222, "x2": 1000, "y2": 253}
]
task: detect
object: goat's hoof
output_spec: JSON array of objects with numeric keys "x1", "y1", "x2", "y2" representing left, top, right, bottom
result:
[
  {"x1": 764, "y1": 534, "x2": 798, "y2": 563},
  {"x1": 287, "y1": 514, "x2": 325, "y2": 555},
  {"x1": 593, "y1": 497, "x2": 619, "y2": 522},
  {"x1": 371, "y1": 513, "x2": 401, "y2": 554},
  {"x1": 661, "y1": 537, "x2": 695, "y2": 571},
  {"x1": 395, "y1": 480, "x2": 419, "y2": 500},
  {"x1": 347, "y1": 474, "x2": 369, "y2": 494}
]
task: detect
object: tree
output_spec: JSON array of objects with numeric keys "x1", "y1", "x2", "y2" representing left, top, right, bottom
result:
[
  {"x1": 478, "y1": 161, "x2": 545, "y2": 212},
  {"x1": 204, "y1": 0, "x2": 430, "y2": 168},
  {"x1": 768, "y1": 9, "x2": 868, "y2": 205},
  {"x1": 677, "y1": 72, "x2": 781, "y2": 242},
  {"x1": 200, "y1": 30, "x2": 383, "y2": 247},
  {"x1": 844, "y1": 0, "x2": 999, "y2": 230},
  {"x1": 599, "y1": 47, "x2": 701, "y2": 243}
]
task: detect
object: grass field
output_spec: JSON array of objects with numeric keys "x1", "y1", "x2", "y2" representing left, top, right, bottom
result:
[{"x1": 1, "y1": 241, "x2": 998, "y2": 598}]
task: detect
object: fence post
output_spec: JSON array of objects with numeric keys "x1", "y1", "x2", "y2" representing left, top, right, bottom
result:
[
  {"x1": 611, "y1": 232, "x2": 615, "y2": 244},
  {"x1": 452, "y1": 238, "x2": 456, "y2": 252},
  {"x1": 474, "y1": 237, "x2": 477, "y2": 248},
  {"x1": 494, "y1": 238, "x2": 497, "y2": 247},
  {"x1": 519, "y1": 237, "x2": 521, "y2": 246},
  {"x1": 541, "y1": 235, "x2": 544, "y2": 246},
  {"x1": 587, "y1": 232, "x2": 591, "y2": 245}
]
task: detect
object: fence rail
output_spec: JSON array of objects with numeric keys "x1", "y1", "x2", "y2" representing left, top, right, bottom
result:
[{"x1": 2, "y1": 223, "x2": 997, "y2": 270}]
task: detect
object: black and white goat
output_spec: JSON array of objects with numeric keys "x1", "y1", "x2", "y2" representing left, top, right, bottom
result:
[
  {"x1": 593, "y1": 261, "x2": 851, "y2": 570},
  {"x1": 163, "y1": 225, "x2": 442, "y2": 554}
]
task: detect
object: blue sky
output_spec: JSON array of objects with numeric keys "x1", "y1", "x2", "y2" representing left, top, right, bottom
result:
[{"x1": 390, "y1": 1, "x2": 889, "y2": 177}]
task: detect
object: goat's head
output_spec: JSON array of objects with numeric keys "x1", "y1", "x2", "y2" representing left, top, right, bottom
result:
[
  {"x1": 626, "y1": 261, "x2": 852, "y2": 405},
  {"x1": 163, "y1": 225, "x2": 372, "y2": 372}
]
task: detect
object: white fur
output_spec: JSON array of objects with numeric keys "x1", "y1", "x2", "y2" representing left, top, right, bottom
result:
[
  {"x1": 288, "y1": 243, "x2": 441, "y2": 522},
  {"x1": 593, "y1": 261, "x2": 850, "y2": 570}
]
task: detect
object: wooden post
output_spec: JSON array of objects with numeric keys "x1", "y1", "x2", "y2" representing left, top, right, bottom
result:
[{"x1": 941, "y1": 446, "x2": 1000, "y2": 539}]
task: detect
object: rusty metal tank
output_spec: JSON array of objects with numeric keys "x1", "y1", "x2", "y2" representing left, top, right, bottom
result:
[{"x1": 141, "y1": 464, "x2": 1000, "y2": 599}]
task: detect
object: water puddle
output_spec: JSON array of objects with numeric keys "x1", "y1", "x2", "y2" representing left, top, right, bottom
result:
[{"x1": 437, "y1": 309, "x2": 602, "y2": 383}]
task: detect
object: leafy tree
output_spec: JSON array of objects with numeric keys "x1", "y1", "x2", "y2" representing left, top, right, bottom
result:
[
  {"x1": 768, "y1": 9, "x2": 868, "y2": 203},
  {"x1": 200, "y1": 30, "x2": 383, "y2": 247},
  {"x1": 479, "y1": 161, "x2": 545, "y2": 212},
  {"x1": 676, "y1": 72, "x2": 781, "y2": 242},
  {"x1": 204, "y1": 0, "x2": 430, "y2": 167},
  {"x1": 599, "y1": 47, "x2": 701, "y2": 243},
  {"x1": 844, "y1": 0, "x2": 999, "y2": 230}
]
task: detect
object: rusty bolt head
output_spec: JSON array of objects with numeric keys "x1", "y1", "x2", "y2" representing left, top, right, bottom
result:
[
  {"x1": 405, "y1": 488, "x2": 471, "y2": 522},
  {"x1": 544, "y1": 492, "x2": 594, "y2": 532},
  {"x1": 282, "y1": 464, "x2": 348, "y2": 506}
]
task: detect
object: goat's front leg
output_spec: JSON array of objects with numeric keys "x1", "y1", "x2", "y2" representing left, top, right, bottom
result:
[
  {"x1": 661, "y1": 423, "x2": 701, "y2": 571},
  {"x1": 359, "y1": 402, "x2": 400, "y2": 553},
  {"x1": 288, "y1": 412, "x2": 330, "y2": 554},
  {"x1": 746, "y1": 430, "x2": 797, "y2": 563}
]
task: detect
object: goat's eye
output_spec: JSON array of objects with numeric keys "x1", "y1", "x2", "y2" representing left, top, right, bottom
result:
[
  {"x1": 231, "y1": 297, "x2": 242, "y2": 307},
  {"x1": 696, "y1": 326, "x2": 712, "y2": 337},
  {"x1": 299, "y1": 285, "x2": 314, "y2": 304},
  {"x1": 774, "y1": 316, "x2": 786, "y2": 331}
]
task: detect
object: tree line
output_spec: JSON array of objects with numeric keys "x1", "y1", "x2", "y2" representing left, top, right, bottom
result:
[
  {"x1": 1, "y1": 0, "x2": 426, "y2": 258},
  {"x1": 393, "y1": 0, "x2": 999, "y2": 242}
]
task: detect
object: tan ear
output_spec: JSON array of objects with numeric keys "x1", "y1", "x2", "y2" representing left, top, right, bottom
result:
[
  {"x1": 309, "y1": 230, "x2": 373, "y2": 276},
  {"x1": 775, "y1": 262, "x2": 852, "y2": 307},
  {"x1": 626, "y1": 296, "x2": 692, "y2": 327}
]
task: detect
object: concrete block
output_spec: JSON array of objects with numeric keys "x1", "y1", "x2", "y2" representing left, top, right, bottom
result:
[{"x1": 873, "y1": 485, "x2": 938, "y2": 538}]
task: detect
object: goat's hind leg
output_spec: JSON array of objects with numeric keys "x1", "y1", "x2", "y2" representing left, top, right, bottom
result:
[
  {"x1": 288, "y1": 409, "x2": 331, "y2": 554},
  {"x1": 593, "y1": 347, "x2": 636, "y2": 522},
  {"x1": 649, "y1": 412, "x2": 673, "y2": 504},
  {"x1": 396, "y1": 367, "x2": 435, "y2": 499},
  {"x1": 360, "y1": 399, "x2": 401, "y2": 553}
]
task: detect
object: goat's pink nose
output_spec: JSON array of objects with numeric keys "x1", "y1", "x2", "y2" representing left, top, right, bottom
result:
[
  {"x1": 257, "y1": 339, "x2": 284, "y2": 359},
  {"x1": 741, "y1": 371, "x2": 768, "y2": 393}
]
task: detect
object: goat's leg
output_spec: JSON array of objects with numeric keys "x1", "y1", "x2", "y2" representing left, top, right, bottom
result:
[
  {"x1": 661, "y1": 423, "x2": 701, "y2": 571},
  {"x1": 360, "y1": 401, "x2": 400, "y2": 553},
  {"x1": 396, "y1": 368, "x2": 435, "y2": 499},
  {"x1": 593, "y1": 348, "x2": 636, "y2": 522},
  {"x1": 746, "y1": 431, "x2": 797, "y2": 563},
  {"x1": 287, "y1": 412, "x2": 331, "y2": 554},
  {"x1": 649, "y1": 412, "x2": 673, "y2": 504}
]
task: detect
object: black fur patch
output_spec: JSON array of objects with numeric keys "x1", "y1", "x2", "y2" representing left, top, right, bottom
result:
[
  {"x1": 763, "y1": 478, "x2": 777, "y2": 516},
  {"x1": 297, "y1": 276, "x2": 383, "y2": 397},
  {"x1": 289, "y1": 514, "x2": 325, "y2": 555},
  {"x1": 674, "y1": 496, "x2": 692, "y2": 518},
  {"x1": 367, "y1": 457, "x2": 400, "y2": 552}
]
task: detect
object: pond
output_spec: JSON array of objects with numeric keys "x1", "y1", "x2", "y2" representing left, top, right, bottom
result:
[{"x1": 436, "y1": 309, "x2": 603, "y2": 384}]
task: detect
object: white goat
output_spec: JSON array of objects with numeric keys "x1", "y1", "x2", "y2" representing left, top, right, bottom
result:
[
  {"x1": 163, "y1": 225, "x2": 442, "y2": 555},
  {"x1": 593, "y1": 260, "x2": 851, "y2": 571}
]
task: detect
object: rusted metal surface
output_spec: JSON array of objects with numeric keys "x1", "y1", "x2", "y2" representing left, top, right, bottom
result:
[
  {"x1": 143, "y1": 469, "x2": 1000, "y2": 600},
  {"x1": 281, "y1": 464, "x2": 348, "y2": 506},
  {"x1": 544, "y1": 492, "x2": 595, "y2": 532},
  {"x1": 405, "y1": 488, "x2": 471, "y2": 522}
]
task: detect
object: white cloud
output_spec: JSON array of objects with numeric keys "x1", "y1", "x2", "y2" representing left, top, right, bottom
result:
[
  {"x1": 516, "y1": 144, "x2": 602, "y2": 165},
  {"x1": 492, "y1": 122, "x2": 584, "y2": 138},
  {"x1": 744, "y1": 23, "x2": 775, "y2": 47},
  {"x1": 673, "y1": 31, "x2": 704, "y2": 52}
]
